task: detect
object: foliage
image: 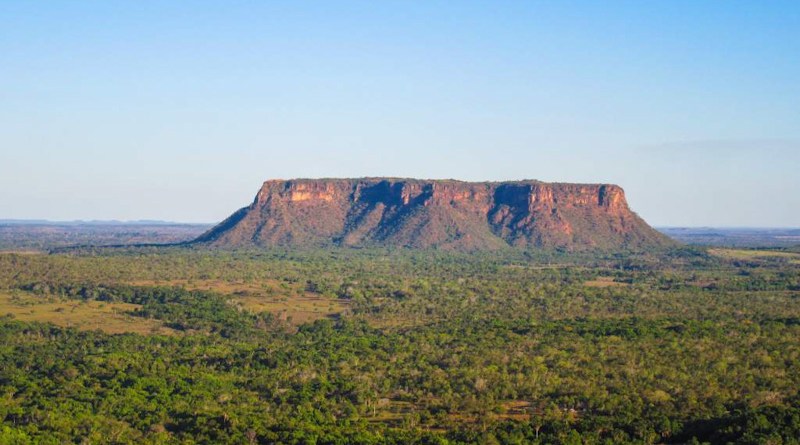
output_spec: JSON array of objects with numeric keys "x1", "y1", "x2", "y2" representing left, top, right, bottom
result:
[{"x1": 0, "y1": 247, "x2": 798, "y2": 443}]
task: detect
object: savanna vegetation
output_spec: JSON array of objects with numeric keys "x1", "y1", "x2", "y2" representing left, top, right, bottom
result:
[{"x1": 0, "y1": 246, "x2": 799, "y2": 444}]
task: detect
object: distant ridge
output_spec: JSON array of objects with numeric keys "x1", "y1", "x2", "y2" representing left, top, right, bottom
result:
[
  {"x1": 658, "y1": 227, "x2": 800, "y2": 248},
  {"x1": 0, "y1": 219, "x2": 209, "y2": 226},
  {"x1": 194, "y1": 178, "x2": 674, "y2": 251}
]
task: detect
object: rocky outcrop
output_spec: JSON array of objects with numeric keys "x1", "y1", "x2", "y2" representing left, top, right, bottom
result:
[{"x1": 194, "y1": 178, "x2": 673, "y2": 251}]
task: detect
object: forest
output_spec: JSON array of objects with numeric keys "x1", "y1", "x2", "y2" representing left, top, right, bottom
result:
[{"x1": 0, "y1": 246, "x2": 799, "y2": 444}]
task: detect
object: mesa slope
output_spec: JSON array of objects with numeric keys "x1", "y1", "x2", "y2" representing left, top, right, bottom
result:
[{"x1": 194, "y1": 178, "x2": 673, "y2": 250}]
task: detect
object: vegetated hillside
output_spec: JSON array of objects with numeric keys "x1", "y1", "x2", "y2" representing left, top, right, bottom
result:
[{"x1": 194, "y1": 178, "x2": 674, "y2": 251}]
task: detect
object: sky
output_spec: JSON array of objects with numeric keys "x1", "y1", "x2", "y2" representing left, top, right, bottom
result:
[{"x1": 1, "y1": 1, "x2": 799, "y2": 227}]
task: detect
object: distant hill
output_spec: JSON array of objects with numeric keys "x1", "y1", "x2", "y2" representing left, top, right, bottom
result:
[{"x1": 194, "y1": 178, "x2": 673, "y2": 251}]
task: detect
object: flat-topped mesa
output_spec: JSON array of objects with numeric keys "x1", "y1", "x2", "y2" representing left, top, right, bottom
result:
[
  {"x1": 195, "y1": 178, "x2": 673, "y2": 251},
  {"x1": 256, "y1": 179, "x2": 343, "y2": 203}
]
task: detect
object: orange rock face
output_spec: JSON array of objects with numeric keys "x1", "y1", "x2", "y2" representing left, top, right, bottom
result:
[{"x1": 195, "y1": 178, "x2": 673, "y2": 251}]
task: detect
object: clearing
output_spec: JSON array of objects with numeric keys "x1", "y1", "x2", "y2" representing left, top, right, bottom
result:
[
  {"x1": 128, "y1": 279, "x2": 349, "y2": 325},
  {"x1": 0, "y1": 291, "x2": 176, "y2": 335},
  {"x1": 584, "y1": 276, "x2": 630, "y2": 288}
]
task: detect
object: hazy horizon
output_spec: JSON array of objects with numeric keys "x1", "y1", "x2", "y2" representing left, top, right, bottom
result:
[{"x1": 2, "y1": 2, "x2": 798, "y2": 227}]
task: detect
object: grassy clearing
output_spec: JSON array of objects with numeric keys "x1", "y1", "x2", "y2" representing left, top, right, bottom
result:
[
  {"x1": 708, "y1": 248, "x2": 800, "y2": 260},
  {"x1": 584, "y1": 276, "x2": 629, "y2": 288},
  {"x1": 0, "y1": 291, "x2": 176, "y2": 335},
  {"x1": 129, "y1": 278, "x2": 285, "y2": 295},
  {"x1": 232, "y1": 293, "x2": 349, "y2": 324},
  {"x1": 366, "y1": 399, "x2": 533, "y2": 426},
  {"x1": 495, "y1": 400, "x2": 533, "y2": 421},
  {"x1": 129, "y1": 279, "x2": 349, "y2": 325}
]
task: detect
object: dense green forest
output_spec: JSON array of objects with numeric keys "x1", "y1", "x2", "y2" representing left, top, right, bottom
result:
[{"x1": 1, "y1": 247, "x2": 799, "y2": 444}]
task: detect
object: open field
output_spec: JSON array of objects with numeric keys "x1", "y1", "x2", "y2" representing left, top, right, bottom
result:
[
  {"x1": 231, "y1": 294, "x2": 349, "y2": 324},
  {"x1": 0, "y1": 291, "x2": 176, "y2": 335},
  {"x1": 129, "y1": 278, "x2": 349, "y2": 325},
  {"x1": 583, "y1": 276, "x2": 630, "y2": 288}
]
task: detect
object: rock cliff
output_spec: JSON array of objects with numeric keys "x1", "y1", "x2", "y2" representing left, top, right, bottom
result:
[{"x1": 193, "y1": 178, "x2": 673, "y2": 250}]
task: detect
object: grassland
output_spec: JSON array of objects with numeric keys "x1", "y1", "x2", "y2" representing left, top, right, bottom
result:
[
  {"x1": 0, "y1": 290, "x2": 176, "y2": 335},
  {"x1": 583, "y1": 276, "x2": 630, "y2": 288},
  {"x1": 129, "y1": 278, "x2": 349, "y2": 325}
]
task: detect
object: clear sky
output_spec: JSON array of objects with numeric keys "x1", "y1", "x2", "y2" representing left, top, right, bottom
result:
[{"x1": 1, "y1": 1, "x2": 798, "y2": 227}]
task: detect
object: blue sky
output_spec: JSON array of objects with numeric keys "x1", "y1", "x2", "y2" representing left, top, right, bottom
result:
[{"x1": 1, "y1": 1, "x2": 798, "y2": 226}]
